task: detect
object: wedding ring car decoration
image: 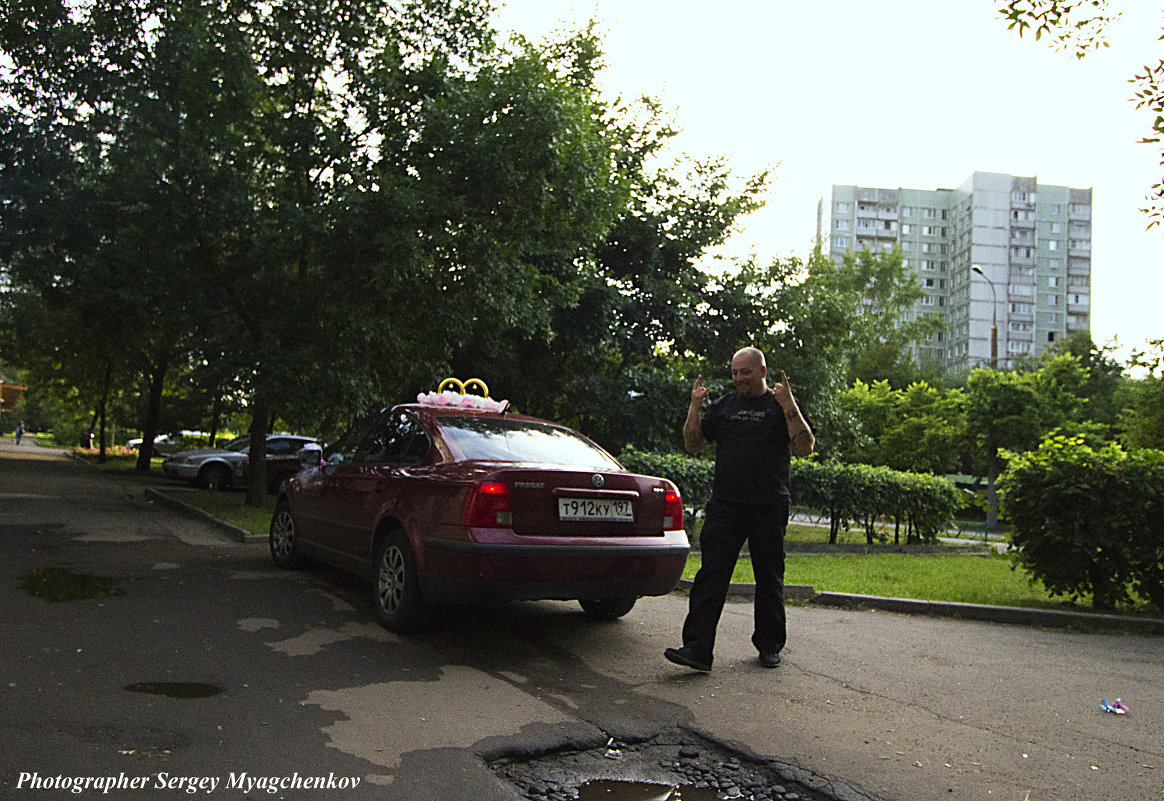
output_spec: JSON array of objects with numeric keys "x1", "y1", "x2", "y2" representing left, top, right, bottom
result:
[{"x1": 417, "y1": 377, "x2": 509, "y2": 413}]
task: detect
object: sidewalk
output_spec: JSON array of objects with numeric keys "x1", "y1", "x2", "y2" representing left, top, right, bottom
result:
[{"x1": 3, "y1": 441, "x2": 1162, "y2": 801}]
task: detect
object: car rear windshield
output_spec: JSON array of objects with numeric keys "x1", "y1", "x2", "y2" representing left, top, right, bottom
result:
[{"x1": 438, "y1": 417, "x2": 621, "y2": 469}]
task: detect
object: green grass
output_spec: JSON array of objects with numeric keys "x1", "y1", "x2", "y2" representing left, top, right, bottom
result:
[
  {"x1": 682, "y1": 552, "x2": 1156, "y2": 614},
  {"x1": 174, "y1": 490, "x2": 276, "y2": 536},
  {"x1": 74, "y1": 453, "x2": 277, "y2": 536}
]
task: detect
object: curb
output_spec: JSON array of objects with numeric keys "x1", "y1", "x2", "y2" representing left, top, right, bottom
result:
[
  {"x1": 143, "y1": 487, "x2": 266, "y2": 544},
  {"x1": 141, "y1": 487, "x2": 1164, "y2": 635},
  {"x1": 675, "y1": 580, "x2": 1164, "y2": 635}
]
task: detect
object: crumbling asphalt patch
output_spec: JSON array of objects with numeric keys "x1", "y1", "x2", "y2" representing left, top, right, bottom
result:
[{"x1": 490, "y1": 728, "x2": 882, "y2": 801}]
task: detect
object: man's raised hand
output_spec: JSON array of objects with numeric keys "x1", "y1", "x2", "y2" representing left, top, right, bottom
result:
[{"x1": 691, "y1": 374, "x2": 709, "y2": 406}]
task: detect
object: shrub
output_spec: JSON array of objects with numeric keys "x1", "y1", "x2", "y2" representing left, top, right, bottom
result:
[
  {"x1": 619, "y1": 447, "x2": 713, "y2": 537},
  {"x1": 620, "y1": 448, "x2": 963, "y2": 545},
  {"x1": 999, "y1": 435, "x2": 1164, "y2": 611}
]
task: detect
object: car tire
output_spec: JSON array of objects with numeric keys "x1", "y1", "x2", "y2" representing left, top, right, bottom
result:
[
  {"x1": 199, "y1": 463, "x2": 232, "y2": 491},
  {"x1": 269, "y1": 500, "x2": 306, "y2": 569},
  {"x1": 579, "y1": 597, "x2": 637, "y2": 621},
  {"x1": 373, "y1": 531, "x2": 428, "y2": 633}
]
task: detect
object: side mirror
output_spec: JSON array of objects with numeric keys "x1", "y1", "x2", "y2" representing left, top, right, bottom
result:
[{"x1": 298, "y1": 443, "x2": 324, "y2": 467}]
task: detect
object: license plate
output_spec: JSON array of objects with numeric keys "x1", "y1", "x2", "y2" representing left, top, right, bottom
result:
[{"x1": 558, "y1": 498, "x2": 634, "y2": 523}]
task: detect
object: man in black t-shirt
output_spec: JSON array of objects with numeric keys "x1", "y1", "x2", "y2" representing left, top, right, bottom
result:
[{"x1": 665, "y1": 347, "x2": 814, "y2": 672}]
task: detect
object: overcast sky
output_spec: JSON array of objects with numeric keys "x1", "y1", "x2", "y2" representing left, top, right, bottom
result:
[{"x1": 494, "y1": 0, "x2": 1163, "y2": 363}]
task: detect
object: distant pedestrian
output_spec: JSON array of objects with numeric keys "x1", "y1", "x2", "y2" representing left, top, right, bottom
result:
[
  {"x1": 665, "y1": 347, "x2": 814, "y2": 672},
  {"x1": 15, "y1": 421, "x2": 24, "y2": 445}
]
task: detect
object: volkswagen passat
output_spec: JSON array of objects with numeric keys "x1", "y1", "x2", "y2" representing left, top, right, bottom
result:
[{"x1": 269, "y1": 399, "x2": 689, "y2": 632}]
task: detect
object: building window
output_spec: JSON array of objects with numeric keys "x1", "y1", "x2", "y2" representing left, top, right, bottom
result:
[
  {"x1": 834, "y1": 219, "x2": 849, "y2": 230},
  {"x1": 834, "y1": 237, "x2": 847, "y2": 248},
  {"x1": 922, "y1": 208, "x2": 936, "y2": 219},
  {"x1": 835, "y1": 202, "x2": 851, "y2": 213},
  {"x1": 1050, "y1": 222, "x2": 1062, "y2": 234},
  {"x1": 902, "y1": 207, "x2": 913, "y2": 218},
  {"x1": 1069, "y1": 293, "x2": 1090, "y2": 305},
  {"x1": 1069, "y1": 203, "x2": 1091, "y2": 216},
  {"x1": 1011, "y1": 302, "x2": 1033, "y2": 314},
  {"x1": 924, "y1": 278, "x2": 935, "y2": 287},
  {"x1": 1048, "y1": 276, "x2": 1059, "y2": 288},
  {"x1": 1048, "y1": 295, "x2": 1058, "y2": 305},
  {"x1": 1011, "y1": 285, "x2": 1034, "y2": 296},
  {"x1": 1048, "y1": 240, "x2": 1060, "y2": 251},
  {"x1": 901, "y1": 224, "x2": 913, "y2": 234},
  {"x1": 1048, "y1": 313, "x2": 1058, "y2": 324},
  {"x1": 921, "y1": 296, "x2": 935, "y2": 306},
  {"x1": 1049, "y1": 203, "x2": 1061, "y2": 214}
]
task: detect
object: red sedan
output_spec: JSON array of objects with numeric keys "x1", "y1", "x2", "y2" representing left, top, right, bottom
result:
[{"x1": 269, "y1": 400, "x2": 689, "y2": 632}]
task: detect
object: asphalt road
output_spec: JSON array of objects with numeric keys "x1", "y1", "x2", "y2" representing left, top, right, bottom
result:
[{"x1": 1, "y1": 440, "x2": 1161, "y2": 801}]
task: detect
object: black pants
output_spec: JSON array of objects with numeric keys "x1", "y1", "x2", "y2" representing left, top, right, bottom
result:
[{"x1": 681, "y1": 496, "x2": 789, "y2": 661}]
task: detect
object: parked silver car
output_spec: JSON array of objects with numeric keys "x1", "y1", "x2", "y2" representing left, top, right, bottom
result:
[{"x1": 163, "y1": 434, "x2": 317, "y2": 491}]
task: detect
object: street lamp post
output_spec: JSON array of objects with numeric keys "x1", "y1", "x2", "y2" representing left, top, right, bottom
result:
[
  {"x1": 971, "y1": 264, "x2": 1001, "y2": 539},
  {"x1": 972, "y1": 265, "x2": 998, "y2": 370}
]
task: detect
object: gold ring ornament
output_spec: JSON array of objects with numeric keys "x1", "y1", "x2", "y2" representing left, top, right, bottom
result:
[{"x1": 418, "y1": 377, "x2": 509, "y2": 413}]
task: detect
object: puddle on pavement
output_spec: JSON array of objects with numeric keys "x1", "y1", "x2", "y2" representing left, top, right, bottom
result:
[
  {"x1": 19, "y1": 567, "x2": 124, "y2": 602},
  {"x1": 124, "y1": 682, "x2": 224, "y2": 699},
  {"x1": 578, "y1": 780, "x2": 718, "y2": 800}
]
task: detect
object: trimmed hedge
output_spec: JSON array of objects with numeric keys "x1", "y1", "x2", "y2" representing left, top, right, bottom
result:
[
  {"x1": 619, "y1": 447, "x2": 964, "y2": 544},
  {"x1": 999, "y1": 436, "x2": 1164, "y2": 611}
]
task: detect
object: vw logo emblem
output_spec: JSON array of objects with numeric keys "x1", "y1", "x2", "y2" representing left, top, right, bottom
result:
[{"x1": 592, "y1": 474, "x2": 605, "y2": 488}]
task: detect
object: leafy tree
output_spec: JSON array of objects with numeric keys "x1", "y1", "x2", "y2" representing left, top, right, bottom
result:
[
  {"x1": 964, "y1": 354, "x2": 1091, "y2": 531},
  {"x1": 754, "y1": 248, "x2": 942, "y2": 456},
  {"x1": 1041, "y1": 331, "x2": 1126, "y2": 430},
  {"x1": 837, "y1": 379, "x2": 966, "y2": 474},
  {"x1": 999, "y1": 434, "x2": 1164, "y2": 611},
  {"x1": 1117, "y1": 338, "x2": 1164, "y2": 449},
  {"x1": 4, "y1": 2, "x2": 684, "y2": 502},
  {"x1": 997, "y1": 0, "x2": 1164, "y2": 225}
]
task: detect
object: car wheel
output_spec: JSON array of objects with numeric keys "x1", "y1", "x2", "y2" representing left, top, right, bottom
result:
[
  {"x1": 373, "y1": 531, "x2": 427, "y2": 633},
  {"x1": 579, "y1": 597, "x2": 637, "y2": 621},
  {"x1": 199, "y1": 463, "x2": 232, "y2": 491},
  {"x1": 269, "y1": 501, "x2": 306, "y2": 569}
]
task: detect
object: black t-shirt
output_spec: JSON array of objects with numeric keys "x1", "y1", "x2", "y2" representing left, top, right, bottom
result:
[{"x1": 701, "y1": 391, "x2": 808, "y2": 504}]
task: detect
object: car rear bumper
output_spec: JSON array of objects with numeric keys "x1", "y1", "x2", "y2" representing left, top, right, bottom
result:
[{"x1": 419, "y1": 533, "x2": 690, "y2": 603}]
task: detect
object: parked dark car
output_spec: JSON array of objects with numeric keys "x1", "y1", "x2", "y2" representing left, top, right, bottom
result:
[
  {"x1": 163, "y1": 434, "x2": 318, "y2": 492},
  {"x1": 269, "y1": 401, "x2": 689, "y2": 632}
]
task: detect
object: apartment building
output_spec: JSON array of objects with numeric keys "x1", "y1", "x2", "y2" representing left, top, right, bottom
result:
[{"x1": 830, "y1": 172, "x2": 1092, "y2": 373}]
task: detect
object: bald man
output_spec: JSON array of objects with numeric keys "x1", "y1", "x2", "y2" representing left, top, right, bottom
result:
[{"x1": 666, "y1": 347, "x2": 814, "y2": 672}]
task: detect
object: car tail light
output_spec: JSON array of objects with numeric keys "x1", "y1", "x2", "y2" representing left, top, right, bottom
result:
[
  {"x1": 663, "y1": 489, "x2": 683, "y2": 531},
  {"x1": 463, "y1": 482, "x2": 513, "y2": 528}
]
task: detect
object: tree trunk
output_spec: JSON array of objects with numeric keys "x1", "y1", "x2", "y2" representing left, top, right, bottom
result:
[
  {"x1": 135, "y1": 361, "x2": 168, "y2": 472},
  {"x1": 97, "y1": 361, "x2": 111, "y2": 463},
  {"x1": 246, "y1": 395, "x2": 270, "y2": 508},
  {"x1": 985, "y1": 450, "x2": 1001, "y2": 535}
]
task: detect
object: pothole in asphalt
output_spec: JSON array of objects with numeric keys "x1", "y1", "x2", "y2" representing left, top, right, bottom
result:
[
  {"x1": 19, "y1": 567, "x2": 124, "y2": 602},
  {"x1": 577, "y1": 779, "x2": 717, "y2": 800},
  {"x1": 492, "y1": 733, "x2": 860, "y2": 801},
  {"x1": 124, "y1": 682, "x2": 224, "y2": 699}
]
